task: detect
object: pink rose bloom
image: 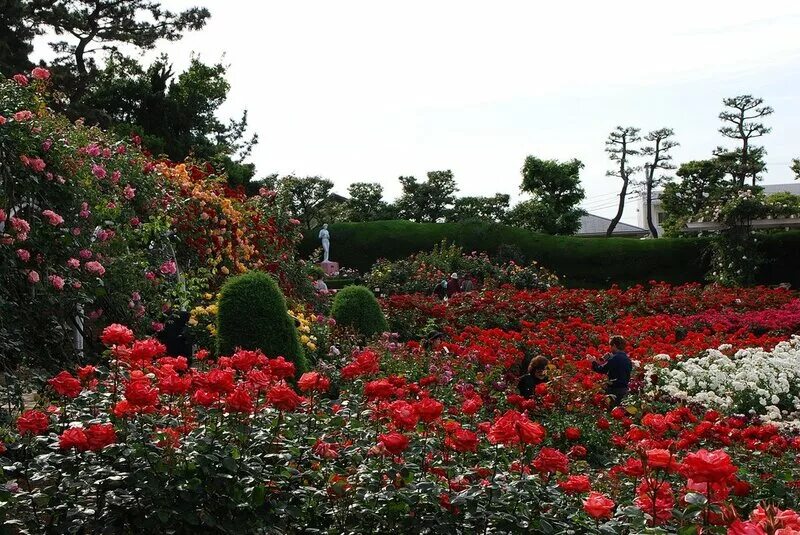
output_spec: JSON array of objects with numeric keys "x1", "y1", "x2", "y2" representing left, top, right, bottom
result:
[
  {"x1": 0, "y1": 209, "x2": 6, "y2": 222},
  {"x1": 31, "y1": 67, "x2": 51, "y2": 80},
  {"x1": 159, "y1": 260, "x2": 177, "y2": 275},
  {"x1": 151, "y1": 322, "x2": 165, "y2": 333},
  {"x1": 88, "y1": 308, "x2": 103, "y2": 320},
  {"x1": 10, "y1": 217, "x2": 31, "y2": 234},
  {"x1": 289, "y1": 218, "x2": 301, "y2": 225},
  {"x1": 48, "y1": 275, "x2": 65, "y2": 291},
  {"x1": 131, "y1": 291, "x2": 141, "y2": 301},
  {"x1": 0, "y1": 115, "x2": 7, "y2": 125},
  {"x1": 42, "y1": 209, "x2": 64, "y2": 226},
  {"x1": 102, "y1": 148, "x2": 111, "y2": 158},
  {"x1": 13, "y1": 74, "x2": 29, "y2": 86},
  {"x1": 16, "y1": 249, "x2": 30, "y2": 262},
  {"x1": 91, "y1": 164, "x2": 107, "y2": 179},
  {"x1": 72, "y1": 281, "x2": 82, "y2": 289},
  {"x1": 79, "y1": 249, "x2": 92, "y2": 259},
  {"x1": 123, "y1": 185, "x2": 136, "y2": 200},
  {"x1": 129, "y1": 216, "x2": 140, "y2": 227},
  {"x1": 67, "y1": 258, "x2": 80, "y2": 269},
  {"x1": 116, "y1": 145, "x2": 126, "y2": 154},
  {"x1": 29, "y1": 158, "x2": 46, "y2": 172},
  {"x1": 106, "y1": 201, "x2": 116, "y2": 209},
  {"x1": 27, "y1": 270, "x2": 40, "y2": 284},
  {"x1": 110, "y1": 170, "x2": 121, "y2": 183},
  {"x1": 13, "y1": 110, "x2": 33, "y2": 122},
  {"x1": 42, "y1": 139, "x2": 53, "y2": 151},
  {"x1": 79, "y1": 202, "x2": 91, "y2": 218},
  {"x1": 145, "y1": 271, "x2": 156, "y2": 281},
  {"x1": 71, "y1": 227, "x2": 81, "y2": 236},
  {"x1": 84, "y1": 144, "x2": 101, "y2": 157},
  {"x1": 85, "y1": 261, "x2": 106, "y2": 277}
]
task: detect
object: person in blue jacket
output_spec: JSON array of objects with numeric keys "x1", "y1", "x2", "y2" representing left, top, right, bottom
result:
[{"x1": 587, "y1": 335, "x2": 632, "y2": 407}]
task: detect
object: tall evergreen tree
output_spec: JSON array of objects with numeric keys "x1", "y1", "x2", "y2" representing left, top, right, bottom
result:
[
  {"x1": 715, "y1": 95, "x2": 773, "y2": 187},
  {"x1": 0, "y1": 0, "x2": 36, "y2": 75}
]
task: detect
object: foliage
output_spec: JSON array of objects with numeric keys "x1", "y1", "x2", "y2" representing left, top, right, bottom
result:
[
  {"x1": 510, "y1": 156, "x2": 585, "y2": 235},
  {"x1": 330, "y1": 285, "x2": 388, "y2": 339},
  {"x1": 344, "y1": 182, "x2": 394, "y2": 222},
  {"x1": 715, "y1": 95, "x2": 773, "y2": 187},
  {"x1": 661, "y1": 159, "x2": 729, "y2": 236},
  {"x1": 447, "y1": 194, "x2": 510, "y2": 223},
  {"x1": 395, "y1": 170, "x2": 457, "y2": 223},
  {"x1": 365, "y1": 240, "x2": 558, "y2": 297},
  {"x1": 216, "y1": 271, "x2": 306, "y2": 372},
  {"x1": 792, "y1": 158, "x2": 800, "y2": 180},
  {"x1": 0, "y1": 0, "x2": 35, "y2": 75},
  {"x1": 639, "y1": 128, "x2": 678, "y2": 238},
  {"x1": 605, "y1": 126, "x2": 641, "y2": 236},
  {"x1": 274, "y1": 175, "x2": 337, "y2": 231}
]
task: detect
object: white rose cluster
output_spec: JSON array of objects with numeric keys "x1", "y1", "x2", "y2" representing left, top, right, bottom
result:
[{"x1": 646, "y1": 336, "x2": 800, "y2": 429}]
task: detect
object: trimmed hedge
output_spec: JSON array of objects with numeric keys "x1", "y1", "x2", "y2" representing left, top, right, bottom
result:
[
  {"x1": 300, "y1": 221, "x2": 800, "y2": 288},
  {"x1": 330, "y1": 285, "x2": 388, "y2": 339},
  {"x1": 216, "y1": 271, "x2": 308, "y2": 372}
]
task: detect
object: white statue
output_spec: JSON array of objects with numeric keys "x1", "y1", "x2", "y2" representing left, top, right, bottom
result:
[{"x1": 319, "y1": 223, "x2": 331, "y2": 262}]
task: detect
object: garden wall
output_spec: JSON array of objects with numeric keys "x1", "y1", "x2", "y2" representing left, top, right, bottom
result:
[{"x1": 299, "y1": 221, "x2": 800, "y2": 288}]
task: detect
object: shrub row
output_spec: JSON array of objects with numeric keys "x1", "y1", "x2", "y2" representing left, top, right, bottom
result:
[{"x1": 300, "y1": 221, "x2": 800, "y2": 288}]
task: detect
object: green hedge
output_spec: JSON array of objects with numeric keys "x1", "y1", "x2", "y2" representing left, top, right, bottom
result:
[
  {"x1": 300, "y1": 221, "x2": 800, "y2": 288},
  {"x1": 330, "y1": 285, "x2": 388, "y2": 339}
]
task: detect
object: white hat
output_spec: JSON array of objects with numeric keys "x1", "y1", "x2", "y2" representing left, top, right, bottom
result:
[{"x1": 451, "y1": 273, "x2": 458, "y2": 279}]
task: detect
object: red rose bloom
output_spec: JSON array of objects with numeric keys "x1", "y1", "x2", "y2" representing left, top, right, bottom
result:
[
  {"x1": 583, "y1": 491, "x2": 615, "y2": 520},
  {"x1": 225, "y1": 386, "x2": 254, "y2": 413},
  {"x1": 389, "y1": 400, "x2": 419, "y2": 430},
  {"x1": 364, "y1": 379, "x2": 395, "y2": 400},
  {"x1": 379, "y1": 432, "x2": 409, "y2": 455},
  {"x1": 268, "y1": 383, "x2": 302, "y2": 412},
  {"x1": 85, "y1": 423, "x2": 116, "y2": 451},
  {"x1": 646, "y1": 449, "x2": 676, "y2": 471},
  {"x1": 48, "y1": 371, "x2": 82, "y2": 398},
  {"x1": 559, "y1": 474, "x2": 591, "y2": 494},
  {"x1": 59, "y1": 428, "x2": 89, "y2": 451},
  {"x1": 446, "y1": 428, "x2": 479, "y2": 452},
  {"x1": 17, "y1": 409, "x2": 49, "y2": 435},
  {"x1": 298, "y1": 371, "x2": 330, "y2": 393},
  {"x1": 268, "y1": 357, "x2": 296, "y2": 381},
  {"x1": 205, "y1": 368, "x2": 236, "y2": 394},
  {"x1": 415, "y1": 398, "x2": 444, "y2": 423},
  {"x1": 124, "y1": 379, "x2": 159, "y2": 407},
  {"x1": 101, "y1": 323, "x2": 135, "y2": 346},
  {"x1": 128, "y1": 338, "x2": 166, "y2": 364},
  {"x1": 461, "y1": 397, "x2": 482, "y2": 415},
  {"x1": 564, "y1": 427, "x2": 582, "y2": 441},
  {"x1": 681, "y1": 449, "x2": 738, "y2": 483},
  {"x1": 533, "y1": 447, "x2": 570, "y2": 474},
  {"x1": 517, "y1": 419, "x2": 546, "y2": 445}
]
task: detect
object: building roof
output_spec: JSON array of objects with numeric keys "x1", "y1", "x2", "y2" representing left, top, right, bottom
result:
[{"x1": 577, "y1": 213, "x2": 648, "y2": 237}]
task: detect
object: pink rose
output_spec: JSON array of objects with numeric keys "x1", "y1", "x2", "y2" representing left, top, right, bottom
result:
[
  {"x1": 79, "y1": 249, "x2": 92, "y2": 259},
  {"x1": 42, "y1": 209, "x2": 64, "y2": 226},
  {"x1": 27, "y1": 270, "x2": 40, "y2": 284},
  {"x1": 16, "y1": 249, "x2": 30, "y2": 262},
  {"x1": 91, "y1": 164, "x2": 107, "y2": 179},
  {"x1": 10, "y1": 217, "x2": 30, "y2": 234},
  {"x1": 159, "y1": 260, "x2": 177, "y2": 275},
  {"x1": 42, "y1": 139, "x2": 53, "y2": 151},
  {"x1": 0, "y1": 115, "x2": 7, "y2": 125},
  {"x1": 111, "y1": 170, "x2": 121, "y2": 183},
  {"x1": 85, "y1": 261, "x2": 106, "y2": 277},
  {"x1": 48, "y1": 275, "x2": 65, "y2": 290},
  {"x1": 13, "y1": 110, "x2": 33, "y2": 122},
  {"x1": 13, "y1": 74, "x2": 29, "y2": 86},
  {"x1": 123, "y1": 185, "x2": 136, "y2": 200},
  {"x1": 67, "y1": 258, "x2": 80, "y2": 269},
  {"x1": 31, "y1": 67, "x2": 51, "y2": 80}
]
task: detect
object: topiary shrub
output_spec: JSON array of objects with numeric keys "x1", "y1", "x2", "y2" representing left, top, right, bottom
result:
[
  {"x1": 330, "y1": 285, "x2": 388, "y2": 339},
  {"x1": 217, "y1": 271, "x2": 307, "y2": 372}
]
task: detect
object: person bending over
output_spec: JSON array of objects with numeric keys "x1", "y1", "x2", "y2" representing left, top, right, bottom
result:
[{"x1": 587, "y1": 335, "x2": 632, "y2": 407}]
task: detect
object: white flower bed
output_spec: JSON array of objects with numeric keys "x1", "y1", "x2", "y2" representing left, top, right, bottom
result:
[{"x1": 647, "y1": 336, "x2": 800, "y2": 428}]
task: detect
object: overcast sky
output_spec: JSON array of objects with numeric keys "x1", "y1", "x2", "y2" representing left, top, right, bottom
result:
[{"x1": 33, "y1": 1, "x2": 800, "y2": 223}]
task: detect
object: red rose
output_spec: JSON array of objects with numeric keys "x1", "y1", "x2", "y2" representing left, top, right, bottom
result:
[
  {"x1": 364, "y1": 379, "x2": 395, "y2": 400},
  {"x1": 681, "y1": 449, "x2": 738, "y2": 483},
  {"x1": 379, "y1": 432, "x2": 409, "y2": 455},
  {"x1": 225, "y1": 386, "x2": 254, "y2": 413},
  {"x1": 205, "y1": 368, "x2": 236, "y2": 394},
  {"x1": 389, "y1": 400, "x2": 419, "y2": 430},
  {"x1": 564, "y1": 427, "x2": 582, "y2": 441},
  {"x1": 48, "y1": 371, "x2": 82, "y2": 398},
  {"x1": 101, "y1": 323, "x2": 135, "y2": 346},
  {"x1": 533, "y1": 447, "x2": 570, "y2": 474},
  {"x1": 268, "y1": 357, "x2": 296, "y2": 380},
  {"x1": 298, "y1": 372, "x2": 330, "y2": 393},
  {"x1": 461, "y1": 397, "x2": 482, "y2": 415},
  {"x1": 77, "y1": 365, "x2": 97, "y2": 382},
  {"x1": 17, "y1": 409, "x2": 49, "y2": 435},
  {"x1": 85, "y1": 423, "x2": 116, "y2": 451},
  {"x1": 268, "y1": 383, "x2": 302, "y2": 412},
  {"x1": 59, "y1": 428, "x2": 89, "y2": 451},
  {"x1": 583, "y1": 491, "x2": 615, "y2": 520},
  {"x1": 128, "y1": 338, "x2": 166, "y2": 364},
  {"x1": 517, "y1": 419, "x2": 546, "y2": 445},
  {"x1": 124, "y1": 379, "x2": 159, "y2": 407},
  {"x1": 646, "y1": 449, "x2": 676, "y2": 471},
  {"x1": 559, "y1": 474, "x2": 591, "y2": 494},
  {"x1": 446, "y1": 428, "x2": 479, "y2": 452},
  {"x1": 415, "y1": 398, "x2": 444, "y2": 423},
  {"x1": 313, "y1": 440, "x2": 340, "y2": 459},
  {"x1": 597, "y1": 417, "x2": 610, "y2": 430}
]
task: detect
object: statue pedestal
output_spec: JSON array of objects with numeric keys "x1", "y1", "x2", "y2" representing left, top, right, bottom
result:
[{"x1": 320, "y1": 260, "x2": 339, "y2": 276}]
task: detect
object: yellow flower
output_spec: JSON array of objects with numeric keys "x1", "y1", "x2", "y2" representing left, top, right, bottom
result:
[
  {"x1": 300, "y1": 335, "x2": 310, "y2": 345},
  {"x1": 307, "y1": 343, "x2": 317, "y2": 352},
  {"x1": 188, "y1": 318, "x2": 198, "y2": 327}
]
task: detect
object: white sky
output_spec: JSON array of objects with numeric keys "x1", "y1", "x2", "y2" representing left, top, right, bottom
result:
[{"x1": 32, "y1": 0, "x2": 800, "y2": 223}]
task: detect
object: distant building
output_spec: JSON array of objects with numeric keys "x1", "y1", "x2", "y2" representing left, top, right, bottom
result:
[
  {"x1": 638, "y1": 183, "x2": 800, "y2": 237},
  {"x1": 576, "y1": 213, "x2": 648, "y2": 238}
]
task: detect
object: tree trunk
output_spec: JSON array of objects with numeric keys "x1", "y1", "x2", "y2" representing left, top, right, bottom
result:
[
  {"x1": 646, "y1": 175, "x2": 658, "y2": 238},
  {"x1": 606, "y1": 178, "x2": 628, "y2": 237}
]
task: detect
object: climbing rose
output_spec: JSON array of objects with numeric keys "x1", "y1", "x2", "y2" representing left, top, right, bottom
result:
[
  {"x1": 49, "y1": 275, "x2": 65, "y2": 291},
  {"x1": 31, "y1": 67, "x2": 50, "y2": 80},
  {"x1": 84, "y1": 261, "x2": 106, "y2": 277},
  {"x1": 41, "y1": 209, "x2": 64, "y2": 226}
]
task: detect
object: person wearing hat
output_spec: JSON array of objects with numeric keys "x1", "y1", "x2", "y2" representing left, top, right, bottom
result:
[{"x1": 446, "y1": 272, "x2": 460, "y2": 298}]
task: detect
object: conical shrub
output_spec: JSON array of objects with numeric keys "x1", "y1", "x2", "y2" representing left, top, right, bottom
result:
[
  {"x1": 330, "y1": 285, "x2": 388, "y2": 339},
  {"x1": 216, "y1": 271, "x2": 307, "y2": 372}
]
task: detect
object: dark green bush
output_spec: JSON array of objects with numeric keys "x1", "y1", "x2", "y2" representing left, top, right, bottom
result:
[
  {"x1": 299, "y1": 221, "x2": 800, "y2": 288},
  {"x1": 330, "y1": 285, "x2": 388, "y2": 339},
  {"x1": 216, "y1": 272, "x2": 307, "y2": 372}
]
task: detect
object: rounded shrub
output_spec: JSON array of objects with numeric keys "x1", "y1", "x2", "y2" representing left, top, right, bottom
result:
[
  {"x1": 330, "y1": 285, "x2": 388, "y2": 339},
  {"x1": 216, "y1": 271, "x2": 307, "y2": 372}
]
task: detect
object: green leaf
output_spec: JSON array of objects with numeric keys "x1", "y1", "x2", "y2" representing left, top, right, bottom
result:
[{"x1": 684, "y1": 492, "x2": 707, "y2": 506}]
